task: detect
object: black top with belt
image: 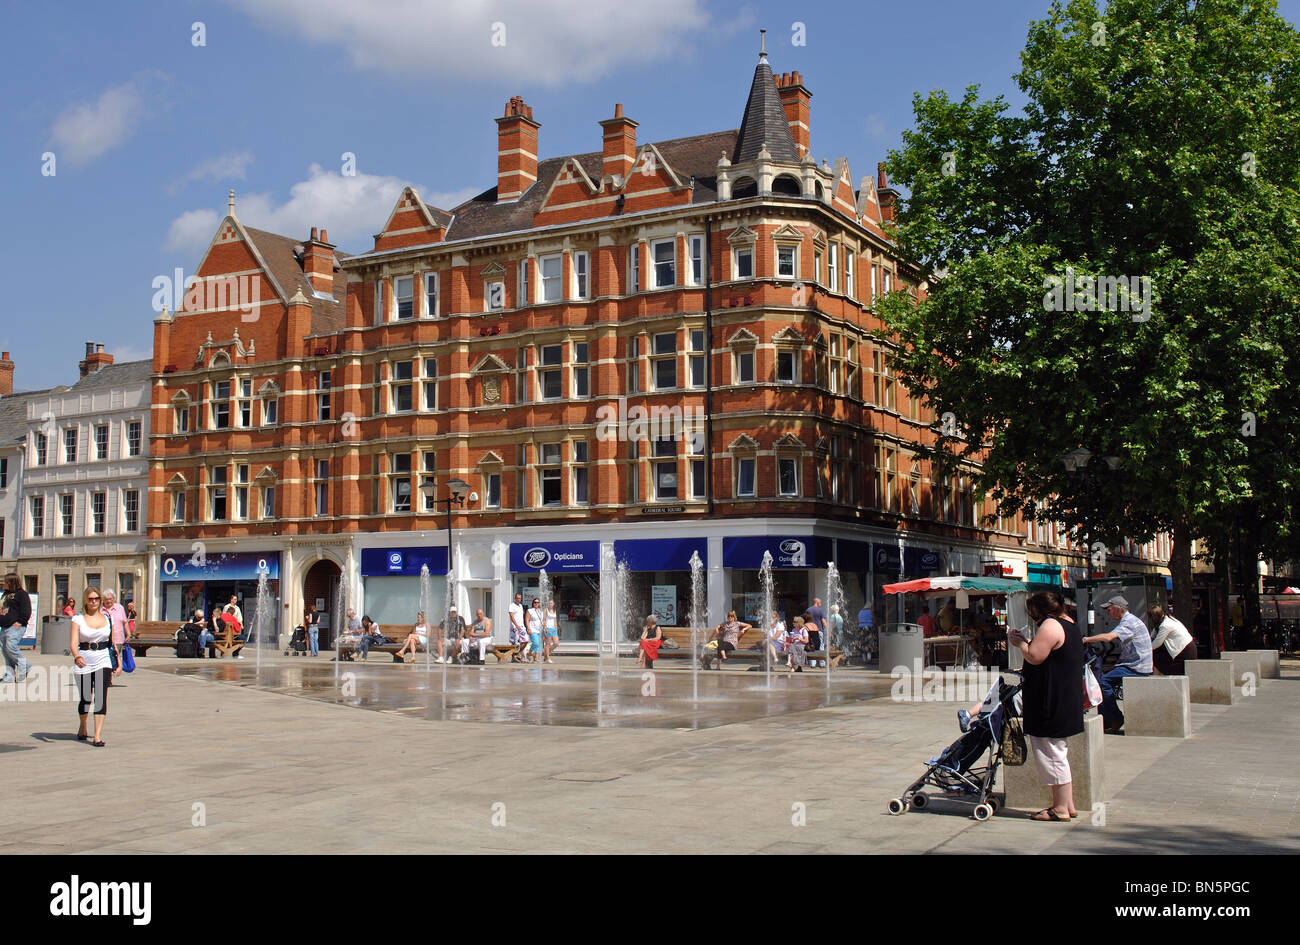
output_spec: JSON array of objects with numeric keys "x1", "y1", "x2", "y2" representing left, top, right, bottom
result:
[{"x1": 1021, "y1": 615, "x2": 1085, "y2": 739}]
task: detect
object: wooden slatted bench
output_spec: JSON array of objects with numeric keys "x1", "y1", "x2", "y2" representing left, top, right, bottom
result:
[
  {"x1": 129, "y1": 621, "x2": 183, "y2": 657},
  {"x1": 656, "y1": 627, "x2": 844, "y2": 669},
  {"x1": 336, "y1": 635, "x2": 412, "y2": 663}
]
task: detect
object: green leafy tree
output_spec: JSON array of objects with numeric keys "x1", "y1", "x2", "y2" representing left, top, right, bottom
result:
[{"x1": 879, "y1": 0, "x2": 1300, "y2": 635}]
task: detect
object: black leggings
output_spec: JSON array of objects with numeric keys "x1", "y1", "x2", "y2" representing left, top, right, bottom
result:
[{"x1": 77, "y1": 667, "x2": 110, "y2": 716}]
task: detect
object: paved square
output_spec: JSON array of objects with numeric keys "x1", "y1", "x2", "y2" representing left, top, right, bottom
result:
[{"x1": 1, "y1": 653, "x2": 1296, "y2": 854}]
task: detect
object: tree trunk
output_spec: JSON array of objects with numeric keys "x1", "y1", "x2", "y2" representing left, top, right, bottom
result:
[
  {"x1": 1243, "y1": 501, "x2": 1263, "y2": 647},
  {"x1": 1170, "y1": 519, "x2": 1194, "y2": 626}
]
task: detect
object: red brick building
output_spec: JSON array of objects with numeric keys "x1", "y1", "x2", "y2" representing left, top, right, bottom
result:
[{"x1": 147, "y1": 49, "x2": 1167, "y2": 648}]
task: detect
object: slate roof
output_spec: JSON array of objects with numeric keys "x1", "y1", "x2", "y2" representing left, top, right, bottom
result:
[
  {"x1": 0, "y1": 388, "x2": 63, "y2": 444},
  {"x1": 243, "y1": 227, "x2": 350, "y2": 335},
  {"x1": 442, "y1": 129, "x2": 739, "y2": 242},
  {"x1": 69, "y1": 359, "x2": 153, "y2": 392},
  {"x1": 733, "y1": 55, "x2": 800, "y2": 164}
]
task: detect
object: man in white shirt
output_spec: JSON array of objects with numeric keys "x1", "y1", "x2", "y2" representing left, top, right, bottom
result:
[{"x1": 508, "y1": 593, "x2": 526, "y2": 662}]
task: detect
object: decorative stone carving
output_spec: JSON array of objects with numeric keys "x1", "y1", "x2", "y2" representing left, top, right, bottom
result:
[{"x1": 482, "y1": 374, "x2": 501, "y2": 405}]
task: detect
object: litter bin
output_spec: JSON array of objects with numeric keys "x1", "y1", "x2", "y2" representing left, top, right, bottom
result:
[
  {"x1": 878, "y1": 623, "x2": 924, "y2": 674},
  {"x1": 41, "y1": 615, "x2": 72, "y2": 655}
]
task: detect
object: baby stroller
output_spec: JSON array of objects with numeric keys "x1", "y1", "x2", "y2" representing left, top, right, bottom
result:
[
  {"x1": 286, "y1": 626, "x2": 308, "y2": 656},
  {"x1": 887, "y1": 671, "x2": 1023, "y2": 822}
]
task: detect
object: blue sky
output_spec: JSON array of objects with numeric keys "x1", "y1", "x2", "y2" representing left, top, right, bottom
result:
[{"x1": 3, "y1": 0, "x2": 1297, "y2": 391}]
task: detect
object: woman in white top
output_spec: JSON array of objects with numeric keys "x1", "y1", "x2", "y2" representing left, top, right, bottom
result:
[
  {"x1": 396, "y1": 611, "x2": 431, "y2": 663},
  {"x1": 1147, "y1": 605, "x2": 1196, "y2": 676},
  {"x1": 71, "y1": 587, "x2": 118, "y2": 746},
  {"x1": 765, "y1": 613, "x2": 787, "y2": 666}
]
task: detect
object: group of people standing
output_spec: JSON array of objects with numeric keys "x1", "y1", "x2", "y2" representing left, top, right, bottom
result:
[{"x1": 507, "y1": 593, "x2": 559, "y2": 663}]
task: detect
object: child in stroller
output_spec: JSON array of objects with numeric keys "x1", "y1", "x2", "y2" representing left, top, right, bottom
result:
[
  {"x1": 286, "y1": 626, "x2": 308, "y2": 655},
  {"x1": 888, "y1": 671, "x2": 1023, "y2": 821}
]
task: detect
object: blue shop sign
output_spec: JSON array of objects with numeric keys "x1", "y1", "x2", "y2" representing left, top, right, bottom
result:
[
  {"x1": 613, "y1": 538, "x2": 707, "y2": 572},
  {"x1": 160, "y1": 550, "x2": 279, "y2": 582},
  {"x1": 904, "y1": 547, "x2": 942, "y2": 574},
  {"x1": 361, "y1": 547, "x2": 448, "y2": 577},
  {"x1": 510, "y1": 540, "x2": 601, "y2": 573},
  {"x1": 722, "y1": 536, "x2": 831, "y2": 569}
]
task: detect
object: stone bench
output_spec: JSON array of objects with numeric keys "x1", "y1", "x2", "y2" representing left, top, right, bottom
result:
[
  {"x1": 1245, "y1": 649, "x2": 1280, "y2": 679},
  {"x1": 1186, "y1": 659, "x2": 1235, "y2": 705},
  {"x1": 1003, "y1": 713, "x2": 1106, "y2": 813},
  {"x1": 1124, "y1": 675, "x2": 1191, "y2": 738},
  {"x1": 1219, "y1": 651, "x2": 1262, "y2": 686}
]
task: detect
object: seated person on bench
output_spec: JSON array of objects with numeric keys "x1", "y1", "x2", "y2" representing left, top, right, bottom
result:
[
  {"x1": 335, "y1": 608, "x2": 363, "y2": 658},
  {"x1": 460, "y1": 609, "x2": 493, "y2": 663},
  {"x1": 186, "y1": 610, "x2": 214, "y2": 658},
  {"x1": 356, "y1": 616, "x2": 389, "y2": 661}
]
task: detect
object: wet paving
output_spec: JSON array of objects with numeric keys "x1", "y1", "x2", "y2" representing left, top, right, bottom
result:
[{"x1": 144, "y1": 656, "x2": 900, "y2": 729}]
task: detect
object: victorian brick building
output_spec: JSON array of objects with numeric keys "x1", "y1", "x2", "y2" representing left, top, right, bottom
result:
[{"x1": 146, "y1": 49, "x2": 1169, "y2": 647}]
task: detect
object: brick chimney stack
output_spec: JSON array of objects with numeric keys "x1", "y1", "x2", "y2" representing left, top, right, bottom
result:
[
  {"x1": 302, "y1": 226, "x2": 335, "y2": 295},
  {"x1": 775, "y1": 71, "x2": 812, "y2": 159},
  {"x1": 79, "y1": 342, "x2": 114, "y2": 378},
  {"x1": 599, "y1": 103, "x2": 639, "y2": 184},
  {"x1": 495, "y1": 96, "x2": 540, "y2": 202},
  {"x1": 877, "y1": 163, "x2": 899, "y2": 223},
  {"x1": 0, "y1": 351, "x2": 13, "y2": 397}
]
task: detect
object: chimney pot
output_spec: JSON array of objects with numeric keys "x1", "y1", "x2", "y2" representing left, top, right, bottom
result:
[
  {"x1": 310, "y1": 226, "x2": 318, "y2": 241},
  {"x1": 614, "y1": 103, "x2": 623, "y2": 118},
  {"x1": 86, "y1": 341, "x2": 95, "y2": 356},
  {"x1": 320, "y1": 228, "x2": 329, "y2": 244}
]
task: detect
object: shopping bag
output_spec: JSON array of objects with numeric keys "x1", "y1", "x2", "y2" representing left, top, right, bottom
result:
[{"x1": 1083, "y1": 663, "x2": 1102, "y2": 709}]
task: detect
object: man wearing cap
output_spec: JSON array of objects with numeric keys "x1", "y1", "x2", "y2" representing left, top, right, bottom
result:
[{"x1": 1083, "y1": 595, "x2": 1153, "y2": 733}]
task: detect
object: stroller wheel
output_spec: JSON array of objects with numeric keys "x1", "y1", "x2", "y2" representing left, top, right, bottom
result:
[
  {"x1": 973, "y1": 803, "x2": 994, "y2": 822},
  {"x1": 887, "y1": 798, "x2": 907, "y2": 815},
  {"x1": 909, "y1": 792, "x2": 929, "y2": 810}
]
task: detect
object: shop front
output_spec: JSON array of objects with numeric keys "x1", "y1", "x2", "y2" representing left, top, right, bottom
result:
[
  {"x1": 158, "y1": 550, "x2": 280, "y2": 639},
  {"x1": 873, "y1": 543, "x2": 942, "y2": 624},
  {"x1": 612, "y1": 537, "x2": 708, "y2": 634},
  {"x1": 359, "y1": 546, "x2": 448, "y2": 636},
  {"x1": 509, "y1": 540, "x2": 600, "y2": 643},
  {"x1": 833, "y1": 538, "x2": 873, "y2": 638},
  {"x1": 723, "y1": 535, "x2": 832, "y2": 628}
]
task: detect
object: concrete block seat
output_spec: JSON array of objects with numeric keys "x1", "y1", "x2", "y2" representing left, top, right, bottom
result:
[
  {"x1": 1003, "y1": 714, "x2": 1106, "y2": 813},
  {"x1": 1245, "y1": 649, "x2": 1281, "y2": 679},
  {"x1": 1124, "y1": 674, "x2": 1191, "y2": 738},
  {"x1": 1219, "y1": 651, "x2": 1262, "y2": 686},
  {"x1": 1186, "y1": 659, "x2": 1235, "y2": 705}
]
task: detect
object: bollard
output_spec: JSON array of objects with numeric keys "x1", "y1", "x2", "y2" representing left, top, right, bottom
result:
[
  {"x1": 1186, "y1": 659, "x2": 1235, "y2": 705},
  {"x1": 1124, "y1": 675, "x2": 1191, "y2": 737},
  {"x1": 1002, "y1": 713, "x2": 1106, "y2": 812}
]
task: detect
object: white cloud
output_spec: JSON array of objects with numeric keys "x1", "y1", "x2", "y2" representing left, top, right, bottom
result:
[
  {"x1": 167, "y1": 151, "x2": 255, "y2": 194},
  {"x1": 48, "y1": 72, "x2": 168, "y2": 167},
  {"x1": 165, "y1": 164, "x2": 477, "y2": 252},
  {"x1": 225, "y1": 0, "x2": 709, "y2": 84}
]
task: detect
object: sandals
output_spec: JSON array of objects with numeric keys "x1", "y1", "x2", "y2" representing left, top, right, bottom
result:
[
  {"x1": 1030, "y1": 808, "x2": 1068, "y2": 822},
  {"x1": 92, "y1": 740, "x2": 106, "y2": 748},
  {"x1": 76, "y1": 732, "x2": 88, "y2": 741}
]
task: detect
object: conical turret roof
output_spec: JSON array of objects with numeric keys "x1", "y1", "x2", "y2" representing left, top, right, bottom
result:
[{"x1": 732, "y1": 50, "x2": 800, "y2": 164}]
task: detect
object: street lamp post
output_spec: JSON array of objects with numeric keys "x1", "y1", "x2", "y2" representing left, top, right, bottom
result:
[{"x1": 420, "y1": 475, "x2": 470, "y2": 624}]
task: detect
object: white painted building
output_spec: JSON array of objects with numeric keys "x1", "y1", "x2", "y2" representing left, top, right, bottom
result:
[{"x1": 18, "y1": 353, "x2": 153, "y2": 616}]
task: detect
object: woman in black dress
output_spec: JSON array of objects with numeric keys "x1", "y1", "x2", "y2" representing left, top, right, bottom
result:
[{"x1": 1008, "y1": 590, "x2": 1084, "y2": 822}]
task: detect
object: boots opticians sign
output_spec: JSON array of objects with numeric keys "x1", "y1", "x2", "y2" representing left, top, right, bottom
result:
[{"x1": 509, "y1": 541, "x2": 600, "y2": 573}]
